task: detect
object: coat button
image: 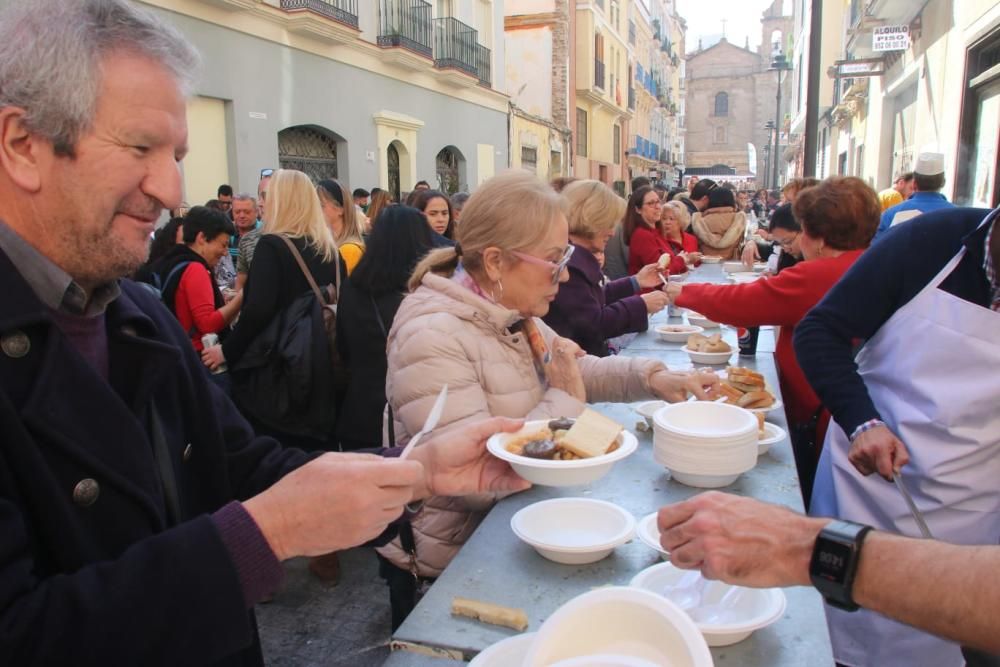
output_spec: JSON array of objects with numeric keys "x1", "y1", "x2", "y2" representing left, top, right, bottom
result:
[
  {"x1": 182, "y1": 443, "x2": 193, "y2": 462},
  {"x1": 0, "y1": 331, "x2": 29, "y2": 358},
  {"x1": 72, "y1": 479, "x2": 100, "y2": 507}
]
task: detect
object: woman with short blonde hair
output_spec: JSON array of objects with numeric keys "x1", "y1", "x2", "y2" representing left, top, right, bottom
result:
[
  {"x1": 544, "y1": 180, "x2": 669, "y2": 355},
  {"x1": 381, "y1": 171, "x2": 718, "y2": 629},
  {"x1": 660, "y1": 200, "x2": 701, "y2": 272}
]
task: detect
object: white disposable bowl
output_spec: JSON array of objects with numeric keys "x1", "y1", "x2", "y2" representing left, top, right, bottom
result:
[
  {"x1": 753, "y1": 262, "x2": 768, "y2": 272},
  {"x1": 635, "y1": 400, "x2": 668, "y2": 428},
  {"x1": 655, "y1": 324, "x2": 704, "y2": 343},
  {"x1": 526, "y1": 587, "x2": 712, "y2": 667},
  {"x1": 729, "y1": 272, "x2": 761, "y2": 284},
  {"x1": 636, "y1": 512, "x2": 669, "y2": 560},
  {"x1": 668, "y1": 272, "x2": 689, "y2": 282},
  {"x1": 654, "y1": 401, "x2": 758, "y2": 440},
  {"x1": 630, "y1": 562, "x2": 787, "y2": 647},
  {"x1": 670, "y1": 470, "x2": 742, "y2": 488},
  {"x1": 681, "y1": 345, "x2": 733, "y2": 365},
  {"x1": 722, "y1": 261, "x2": 749, "y2": 273},
  {"x1": 469, "y1": 632, "x2": 536, "y2": 666},
  {"x1": 551, "y1": 655, "x2": 662, "y2": 667},
  {"x1": 686, "y1": 313, "x2": 720, "y2": 329},
  {"x1": 700, "y1": 256, "x2": 722, "y2": 264},
  {"x1": 487, "y1": 420, "x2": 638, "y2": 487},
  {"x1": 511, "y1": 498, "x2": 636, "y2": 565},
  {"x1": 758, "y1": 422, "x2": 787, "y2": 455},
  {"x1": 745, "y1": 397, "x2": 784, "y2": 415}
]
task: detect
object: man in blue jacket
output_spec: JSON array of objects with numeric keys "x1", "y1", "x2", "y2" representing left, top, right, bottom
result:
[
  {"x1": 872, "y1": 151, "x2": 955, "y2": 242},
  {"x1": 0, "y1": 2, "x2": 529, "y2": 665}
]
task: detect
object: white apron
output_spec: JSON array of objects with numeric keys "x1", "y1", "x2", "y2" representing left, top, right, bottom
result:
[{"x1": 812, "y1": 221, "x2": 1000, "y2": 667}]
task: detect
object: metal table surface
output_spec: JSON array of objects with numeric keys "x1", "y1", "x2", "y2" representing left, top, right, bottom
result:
[{"x1": 388, "y1": 264, "x2": 832, "y2": 666}]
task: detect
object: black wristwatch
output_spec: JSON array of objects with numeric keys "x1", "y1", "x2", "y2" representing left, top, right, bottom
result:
[{"x1": 809, "y1": 520, "x2": 873, "y2": 611}]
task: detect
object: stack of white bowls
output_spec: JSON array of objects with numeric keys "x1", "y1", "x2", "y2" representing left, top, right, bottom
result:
[{"x1": 652, "y1": 402, "x2": 758, "y2": 488}]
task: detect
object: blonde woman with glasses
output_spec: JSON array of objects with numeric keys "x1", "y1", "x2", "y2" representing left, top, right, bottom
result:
[
  {"x1": 376, "y1": 171, "x2": 719, "y2": 629},
  {"x1": 543, "y1": 180, "x2": 670, "y2": 357}
]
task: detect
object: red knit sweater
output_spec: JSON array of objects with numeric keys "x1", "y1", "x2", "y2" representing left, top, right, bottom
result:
[
  {"x1": 675, "y1": 250, "x2": 864, "y2": 431},
  {"x1": 628, "y1": 224, "x2": 685, "y2": 275},
  {"x1": 174, "y1": 263, "x2": 226, "y2": 351}
]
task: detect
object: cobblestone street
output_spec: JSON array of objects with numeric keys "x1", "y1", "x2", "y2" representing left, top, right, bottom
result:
[{"x1": 258, "y1": 548, "x2": 392, "y2": 666}]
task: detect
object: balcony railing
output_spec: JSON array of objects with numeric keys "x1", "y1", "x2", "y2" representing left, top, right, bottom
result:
[
  {"x1": 378, "y1": 0, "x2": 433, "y2": 58},
  {"x1": 279, "y1": 0, "x2": 358, "y2": 28},
  {"x1": 594, "y1": 59, "x2": 606, "y2": 90},
  {"x1": 475, "y1": 43, "x2": 492, "y2": 87},
  {"x1": 433, "y1": 17, "x2": 479, "y2": 77}
]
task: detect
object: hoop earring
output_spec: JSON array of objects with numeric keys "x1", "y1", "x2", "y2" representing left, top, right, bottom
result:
[{"x1": 491, "y1": 278, "x2": 504, "y2": 303}]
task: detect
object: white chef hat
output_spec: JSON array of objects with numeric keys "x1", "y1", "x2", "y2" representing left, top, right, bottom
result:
[{"x1": 914, "y1": 151, "x2": 945, "y2": 176}]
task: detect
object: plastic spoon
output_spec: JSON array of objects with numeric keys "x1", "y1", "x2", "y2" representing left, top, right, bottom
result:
[
  {"x1": 688, "y1": 585, "x2": 748, "y2": 624},
  {"x1": 663, "y1": 570, "x2": 709, "y2": 610}
]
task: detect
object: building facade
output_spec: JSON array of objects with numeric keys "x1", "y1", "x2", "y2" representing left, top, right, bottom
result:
[
  {"x1": 504, "y1": 0, "x2": 574, "y2": 181},
  {"x1": 128, "y1": 0, "x2": 508, "y2": 205},
  {"x1": 683, "y1": 0, "x2": 792, "y2": 188},
  {"x1": 786, "y1": 0, "x2": 999, "y2": 209}
]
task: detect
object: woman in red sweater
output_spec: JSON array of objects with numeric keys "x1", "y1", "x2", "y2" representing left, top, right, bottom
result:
[
  {"x1": 154, "y1": 206, "x2": 243, "y2": 351},
  {"x1": 662, "y1": 200, "x2": 702, "y2": 272},
  {"x1": 625, "y1": 186, "x2": 674, "y2": 276},
  {"x1": 664, "y1": 177, "x2": 880, "y2": 507}
]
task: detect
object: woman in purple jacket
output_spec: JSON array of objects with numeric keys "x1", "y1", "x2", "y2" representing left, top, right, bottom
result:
[{"x1": 544, "y1": 180, "x2": 670, "y2": 356}]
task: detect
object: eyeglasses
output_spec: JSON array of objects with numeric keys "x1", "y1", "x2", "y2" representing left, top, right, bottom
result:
[
  {"x1": 775, "y1": 232, "x2": 800, "y2": 249},
  {"x1": 260, "y1": 168, "x2": 275, "y2": 180},
  {"x1": 642, "y1": 198, "x2": 663, "y2": 208},
  {"x1": 509, "y1": 245, "x2": 575, "y2": 285}
]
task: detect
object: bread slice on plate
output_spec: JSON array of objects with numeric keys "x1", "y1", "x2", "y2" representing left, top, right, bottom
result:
[{"x1": 559, "y1": 408, "x2": 623, "y2": 459}]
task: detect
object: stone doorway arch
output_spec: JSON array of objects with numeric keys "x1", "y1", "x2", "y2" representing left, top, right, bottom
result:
[{"x1": 278, "y1": 125, "x2": 342, "y2": 182}]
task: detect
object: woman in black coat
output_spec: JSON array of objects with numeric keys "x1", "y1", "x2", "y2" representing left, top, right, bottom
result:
[{"x1": 336, "y1": 206, "x2": 434, "y2": 451}]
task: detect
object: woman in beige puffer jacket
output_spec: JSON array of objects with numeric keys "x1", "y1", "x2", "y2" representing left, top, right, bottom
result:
[
  {"x1": 691, "y1": 187, "x2": 747, "y2": 259},
  {"x1": 376, "y1": 172, "x2": 719, "y2": 626}
]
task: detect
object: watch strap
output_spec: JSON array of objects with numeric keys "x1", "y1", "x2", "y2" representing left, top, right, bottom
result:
[{"x1": 810, "y1": 520, "x2": 873, "y2": 611}]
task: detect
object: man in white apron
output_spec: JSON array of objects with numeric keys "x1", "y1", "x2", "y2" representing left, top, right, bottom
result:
[{"x1": 795, "y1": 205, "x2": 1000, "y2": 667}]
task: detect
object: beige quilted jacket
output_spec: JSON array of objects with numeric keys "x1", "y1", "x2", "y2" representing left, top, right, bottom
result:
[
  {"x1": 691, "y1": 207, "x2": 748, "y2": 259},
  {"x1": 376, "y1": 273, "x2": 665, "y2": 577}
]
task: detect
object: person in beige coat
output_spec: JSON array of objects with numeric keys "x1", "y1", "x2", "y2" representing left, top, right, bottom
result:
[
  {"x1": 691, "y1": 187, "x2": 748, "y2": 259},
  {"x1": 376, "y1": 171, "x2": 720, "y2": 629}
]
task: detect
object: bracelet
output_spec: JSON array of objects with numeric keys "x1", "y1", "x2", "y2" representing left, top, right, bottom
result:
[
  {"x1": 629, "y1": 276, "x2": 640, "y2": 293},
  {"x1": 849, "y1": 419, "x2": 885, "y2": 443}
]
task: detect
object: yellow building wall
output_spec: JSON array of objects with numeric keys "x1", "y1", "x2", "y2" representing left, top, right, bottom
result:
[
  {"x1": 477, "y1": 144, "x2": 496, "y2": 185},
  {"x1": 183, "y1": 96, "x2": 230, "y2": 207},
  {"x1": 511, "y1": 115, "x2": 558, "y2": 180}
]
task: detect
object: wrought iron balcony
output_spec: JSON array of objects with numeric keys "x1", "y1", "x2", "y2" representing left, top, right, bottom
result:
[
  {"x1": 594, "y1": 58, "x2": 606, "y2": 90},
  {"x1": 475, "y1": 43, "x2": 492, "y2": 87},
  {"x1": 378, "y1": 0, "x2": 433, "y2": 58},
  {"x1": 279, "y1": 0, "x2": 358, "y2": 28},
  {"x1": 433, "y1": 17, "x2": 479, "y2": 77}
]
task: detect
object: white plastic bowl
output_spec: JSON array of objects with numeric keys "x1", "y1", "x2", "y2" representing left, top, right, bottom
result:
[
  {"x1": 551, "y1": 655, "x2": 663, "y2": 667},
  {"x1": 700, "y1": 256, "x2": 722, "y2": 264},
  {"x1": 669, "y1": 470, "x2": 742, "y2": 488},
  {"x1": 758, "y1": 422, "x2": 787, "y2": 455},
  {"x1": 745, "y1": 397, "x2": 784, "y2": 415},
  {"x1": 635, "y1": 400, "x2": 668, "y2": 428},
  {"x1": 729, "y1": 272, "x2": 761, "y2": 284},
  {"x1": 722, "y1": 261, "x2": 749, "y2": 273},
  {"x1": 681, "y1": 345, "x2": 733, "y2": 365},
  {"x1": 630, "y1": 562, "x2": 787, "y2": 647},
  {"x1": 487, "y1": 420, "x2": 638, "y2": 487},
  {"x1": 653, "y1": 401, "x2": 758, "y2": 439},
  {"x1": 686, "y1": 313, "x2": 720, "y2": 329},
  {"x1": 469, "y1": 632, "x2": 536, "y2": 666},
  {"x1": 636, "y1": 512, "x2": 669, "y2": 560},
  {"x1": 525, "y1": 587, "x2": 713, "y2": 667},
  {"x1": 668, "y1": 272, "x2": 689, "y2": 282},
  {"x1": 654, "y1": 324, "x2": 704, "y2": 343},
  {"x1": 511, "y1": 498, "x2": 636, "y2": 565},
  {"x1": 753, "y1": 262, "x2": 768, "y2": 272}
]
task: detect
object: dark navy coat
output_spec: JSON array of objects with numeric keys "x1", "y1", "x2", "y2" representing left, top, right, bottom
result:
[{"x1": 0, "y1": 249, "x2": 313, "y2": 666}]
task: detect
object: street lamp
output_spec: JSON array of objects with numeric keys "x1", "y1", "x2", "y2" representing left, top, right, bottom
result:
[
  {"x1": 769, "y1": 51, "x2": 792, "y2": 190},
  {"x1": 763, "y1": 121, "x2": 775, "y2": 191}
]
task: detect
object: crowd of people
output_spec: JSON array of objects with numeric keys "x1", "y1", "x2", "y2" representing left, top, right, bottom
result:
[{"x1": 0, "y1": 1, "x2": 997, "y2": 666}]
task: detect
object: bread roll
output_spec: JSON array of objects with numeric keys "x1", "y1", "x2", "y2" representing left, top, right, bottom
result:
[
  {"x1": 718, "y1": 383, "x2": 743, "y2": 404},
  {"x1": 737, "y1": 390, "x2": 775, "y2": 409},
  {"x1": 657, "y1": 253, "x2": 672, "y2": 270}
]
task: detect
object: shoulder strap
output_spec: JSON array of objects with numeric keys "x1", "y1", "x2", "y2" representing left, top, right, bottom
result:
[
  {"x1": 370, "y1": 293, "x2": 396, "y2": 448},
  {"x1": 279, "y1": 235, "x2": 332, "y2": 306},
  {"x1": 161, "y1": 261, "x2": 192, "y2": 294}
]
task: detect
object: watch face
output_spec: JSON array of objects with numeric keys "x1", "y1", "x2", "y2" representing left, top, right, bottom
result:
[{"x1": 814, "y1": 540, "x2": 852, "y2": 582}]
